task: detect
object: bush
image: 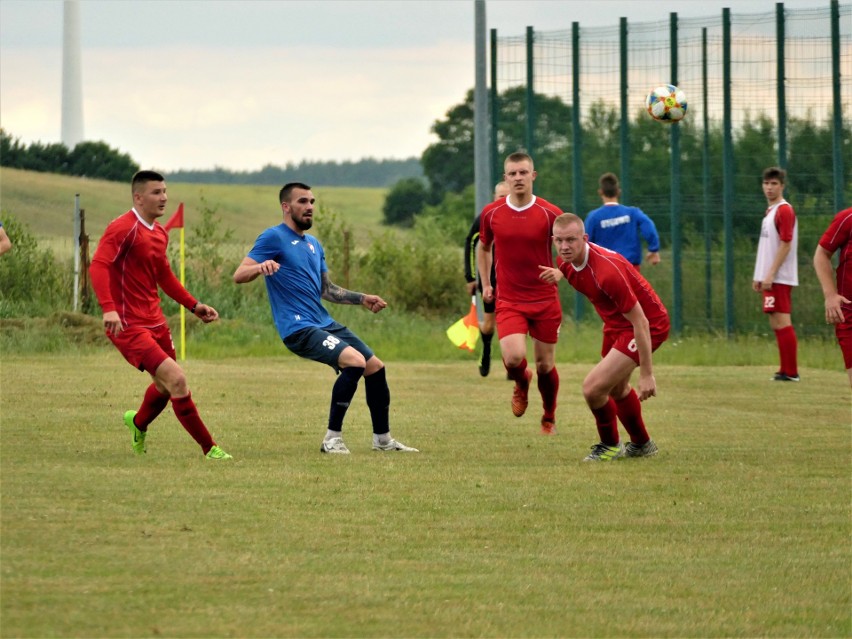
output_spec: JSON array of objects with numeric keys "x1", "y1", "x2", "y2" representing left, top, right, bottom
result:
[{"x1": 0, "y1": 214, "x2": 72, "y2": 317}]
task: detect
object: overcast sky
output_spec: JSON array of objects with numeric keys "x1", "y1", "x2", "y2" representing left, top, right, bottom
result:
[{"x1": 0, "y1": 0, "x2": 827, "y2": 172}]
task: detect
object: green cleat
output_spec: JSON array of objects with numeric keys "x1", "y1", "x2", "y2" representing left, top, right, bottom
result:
[
  {"x1": 582, "y1": 442, "x2": 624, "y2": 462},
  {"x1": 205, "y1": 445, "x2": 233, "y2": 460},
  {"x1": 123, "y1": 410, "x2": 146, "y2": 455}
]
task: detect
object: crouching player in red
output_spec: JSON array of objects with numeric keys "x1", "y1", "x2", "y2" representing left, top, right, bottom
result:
[
  {"x1": 813, "y1": 207, "x2": 852, "y2": 387},
  {"x1": 538, "y1": 214, "x2": 670, "y2": 461}
]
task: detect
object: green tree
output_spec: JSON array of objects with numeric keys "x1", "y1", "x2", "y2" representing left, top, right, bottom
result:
[
  {"x1": 68, "y1": 141, "x2": 139, "y2": 182},
  {"x1": 382, "y1": 177, "x2": 428, "y2": 226}
]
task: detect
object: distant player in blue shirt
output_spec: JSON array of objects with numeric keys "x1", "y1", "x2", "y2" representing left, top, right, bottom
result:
[
  {"x1": 233, "y1": 182, "x2": 418, "y2": 455},
  {"x1": 585, "y1": 172, "x2": 660, "y2": 272}
]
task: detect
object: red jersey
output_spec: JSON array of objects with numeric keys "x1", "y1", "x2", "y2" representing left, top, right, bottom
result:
[
  {"x1": 479, "y1": 195, "x2": 563, "y2": 304},
  {"x1": 558, "y1": 242, "x2": 669, "y2": 334},
  {"x1": 90, "y1": 209, "x2": 195, "y2": 328},
  {"x1": 818, "y1": 207, "x2": 852, "y2": 305}
]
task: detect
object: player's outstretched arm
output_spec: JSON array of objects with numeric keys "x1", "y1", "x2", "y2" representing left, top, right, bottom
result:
[
  {"x1": 234, "y1": 256, "x2": 279, "y2": 283},
  {"x1": 320, "y1": 272, "x2": 386, "y2": 313}
]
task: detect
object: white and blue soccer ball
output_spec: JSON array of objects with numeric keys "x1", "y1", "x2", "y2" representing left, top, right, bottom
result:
[{"x1": 646, "y1": 84, "x2": 687, "y2": 123}]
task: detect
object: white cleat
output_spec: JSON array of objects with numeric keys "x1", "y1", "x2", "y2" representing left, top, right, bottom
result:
[
  {"x1": 373, "y1": 438, "x2": 419, "y2": 452},
  {"x1": 320, "y1": 437, "x2": 350, "y2": 454}
]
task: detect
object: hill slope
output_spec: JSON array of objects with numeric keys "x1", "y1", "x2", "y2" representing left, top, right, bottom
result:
[{"x1": 0, "y1": 168, "x2": 388, "y2": 245}]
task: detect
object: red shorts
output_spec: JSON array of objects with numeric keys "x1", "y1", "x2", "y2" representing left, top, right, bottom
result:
[
  {"x1": 836, "y1": 318, "x2": 852, "y2": 370},
  {"x1": 108, "y1": 324, "x2": 175, "y2": 374},
  {"x1": 762, "y1": 284, "x2": 793, "y2": 314},
  {"x1": 602, "y1": 326, "x2": 669, "y2": 365},
  {"x1": 495, "y1": 297, "x2": 562, "y2": 344}
]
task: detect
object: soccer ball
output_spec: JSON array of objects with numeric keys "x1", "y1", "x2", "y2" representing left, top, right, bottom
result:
[{"x1": 646, "y1": 84, "x2": 687, "y2": 123}]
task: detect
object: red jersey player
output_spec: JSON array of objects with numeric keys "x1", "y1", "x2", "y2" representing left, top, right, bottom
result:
[
  {"x1": 477, "y1": 153, "x2": 563, "y2": 435},
  {"x1": 538, "y1": 213, "x2": 670, "y2": 461},
  {"x1": 752, "y1": 167, "x2": 799, "y2": 382},
  {"x1": 813, "y1": 207, "x2": 852, "y2": 387},
  {"x1": 90, "y1": 170, "x2": 231, "y2": 460}
]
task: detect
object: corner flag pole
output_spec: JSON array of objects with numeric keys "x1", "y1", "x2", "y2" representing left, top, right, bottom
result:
[
  {"x1": 179, "y1": 222, "x2": 186, "y2": 361},
  {"x1": 164, "y1": 203, "x2": 186, "y2": 361}
]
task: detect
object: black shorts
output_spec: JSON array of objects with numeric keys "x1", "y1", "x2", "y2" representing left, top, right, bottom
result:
[{"x1": 283, "y1": 322, "x2": 374, "y2": 372}]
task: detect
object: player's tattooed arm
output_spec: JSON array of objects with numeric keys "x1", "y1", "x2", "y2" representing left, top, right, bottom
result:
[{"x1": 321, "y1": 272, "x2": 365, "y2": 305}]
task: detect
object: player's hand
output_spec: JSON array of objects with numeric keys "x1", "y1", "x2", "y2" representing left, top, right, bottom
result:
[
  {"x1": 482, "y1": 285, "x2": 494, "y2": 303},
  {"x1": 258, "y1": 260, "x2": 280, "y2": 276},
  {"x1": 646, "y1": 251, "x2": 661, "y2": 266},
  {"x1": 465, "y1": 281, "x2": 477, "y2": 296},
  {"x1": 760, "y1": 278, "x2": 773, "y2": 291},
  {"x1": 362, "y1": 294, "x2": 387, "y2": 313},
  {"x1": 537, "y1": 265, "x2": 563, "y2": 284},
  {"x1": 193, "y1": 303, "x2": 219, "y2": 323},
  {"x1": 637, "y1": 374, "x2": 657, "y2": 401},
  {"x1": 102, "y1": 310, "x2": 123, "y2": 335},
  {"x1": 826, "y1": 293, "x2": 850, "y2": 324}
]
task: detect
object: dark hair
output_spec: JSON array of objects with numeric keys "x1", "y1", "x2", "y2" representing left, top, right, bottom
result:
[
  {"x1": 762, "y1": 166, "x2": 786, "y2": 184},
  {"x1": 131, "y1": 170, "x2": 165, "y2": 193},
  {"x1": 279, "y1": 182, "x2": 311, "y2": 204},
  {"x1": 599, "y1": 172, "x2": 619, "y2": 197}
]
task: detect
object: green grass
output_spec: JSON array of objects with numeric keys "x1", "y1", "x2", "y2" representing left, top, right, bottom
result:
[{"x1": 1, "y1": 353, "x2": 849, "y2": 637}]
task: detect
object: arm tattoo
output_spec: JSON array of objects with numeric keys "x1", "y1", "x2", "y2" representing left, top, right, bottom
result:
[{"x1": 321, "y1": 272, "x2": 364, "y2": 305}]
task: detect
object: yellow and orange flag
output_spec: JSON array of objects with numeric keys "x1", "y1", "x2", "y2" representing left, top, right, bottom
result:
[{"x1": 446, "y1": 296, "x2": 480, "y2": 353}]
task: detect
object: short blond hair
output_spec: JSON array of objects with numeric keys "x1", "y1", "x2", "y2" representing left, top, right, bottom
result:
[{"x1": 553, "y1": 213, "x2": 584, "y2": 233}]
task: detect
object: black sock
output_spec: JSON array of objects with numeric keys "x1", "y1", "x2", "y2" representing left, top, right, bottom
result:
[
  {"x1": 328, "y1": 366, "x2": 364, "y2": 431},
  {"x1": 481, "y1": 331, "x2": 493, "y2": 359},
  {"x1": 364, "y1": 366, "x2": 390, "y2": 435}
]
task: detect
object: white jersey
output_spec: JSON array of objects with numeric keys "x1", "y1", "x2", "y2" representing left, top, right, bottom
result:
[{"x1": 753, "y1": 200, "x2": 798, "y2": 286}]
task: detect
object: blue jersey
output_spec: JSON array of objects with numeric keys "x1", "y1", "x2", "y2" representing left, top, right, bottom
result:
[
  {"x1": 247, "y1": 223, "x2": 333, "y2": 339},
  {"x1": 584, "y1": 203, "x2": 660, "y2": 266}
]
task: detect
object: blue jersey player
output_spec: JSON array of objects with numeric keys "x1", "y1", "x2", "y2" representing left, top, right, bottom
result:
[
  {"x1": 585, "y1": 172, "x2": 660, "y2": 272},
  {"x1": 233, "y1": 182, "x2": 418, "y2": 455}
]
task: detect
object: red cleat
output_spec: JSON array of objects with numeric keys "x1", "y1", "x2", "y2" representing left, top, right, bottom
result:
[
  {"x1": 540, "y1": 418, "x2": 556, "y2": 435},
  {"x1": 511, "y1": 369, "x2": 533, "y2": 417}
]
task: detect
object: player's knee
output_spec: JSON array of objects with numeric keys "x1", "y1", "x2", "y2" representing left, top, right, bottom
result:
[{"x1": 338, "y1": 347, "x2": 367, "y2": 370}]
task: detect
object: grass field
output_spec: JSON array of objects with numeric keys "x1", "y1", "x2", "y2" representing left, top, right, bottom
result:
[
  {"x1": 0, "y1": 167, "x2": 387, "y2": 249},
  {"x1": 1, "y1": 353, "x2": 849, "y2": 637}
]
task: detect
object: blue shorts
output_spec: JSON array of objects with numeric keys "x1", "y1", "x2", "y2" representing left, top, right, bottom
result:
[{"x1": 282, "y1": 322, "x2": 374, "y2": 371}]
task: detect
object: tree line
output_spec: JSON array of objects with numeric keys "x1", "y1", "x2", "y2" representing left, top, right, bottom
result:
[
  {"x1": 1, "y1": 129, "x2": 140, "y2": 182},
  {"x1": 0, "y1": 129, "x2": 422, "y2": 188},
  {"x1": 170, "y1": 158, "x2": 422, "y2": 188}
]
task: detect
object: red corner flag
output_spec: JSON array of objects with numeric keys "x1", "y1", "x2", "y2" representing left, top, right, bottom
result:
[{"x1": 164, "y1": 203, "x2": 184, "y2": 231}]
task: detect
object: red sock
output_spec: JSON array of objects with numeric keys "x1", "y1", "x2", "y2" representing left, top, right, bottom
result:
[
  {"x1": 590, "y1": 398, "x2": 619, "y2": 446},
  {"x1": 170, "y1": 393, "x2": 215, "y2": 454},
  {"x1": 505, "y1": 359, "x2": 530, "y2": 386},
  {"x1": 615, "y1": 389, "x2": 649, "y2": 445},
  {"x1": 774, "y1": 325, "x2": 798, "y2": 376},
  {"x1": 135, "y1": 383, "x2": 170, "y2": 431},
  {"x1": 537, "y1": 367, "x2": 559, "y2": 421}
]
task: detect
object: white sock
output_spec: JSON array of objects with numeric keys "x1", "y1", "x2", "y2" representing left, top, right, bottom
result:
[
  {"x1": 373, "y1": 433, "x2": 391, "y2": 446},
  {"x1": 325, "y1": 429, "x2": 342, "y2": 441}
]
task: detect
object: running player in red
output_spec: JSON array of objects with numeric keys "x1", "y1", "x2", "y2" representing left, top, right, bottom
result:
[
  {"x1": 477, "y1": 152, "x2": 563, "y2": 435},
  {"x1": 538, "y1": 214, "x2": 670, "y2": 461},
  {"x1": 90, "y1": 170, "x2": 231, "y2": 460},
  {"x1": 753, "y1": 167, "x2": 799, "y2": 382},
  {"x1": 813, "y1": 207, "x2": 852, "y2": 387}
]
